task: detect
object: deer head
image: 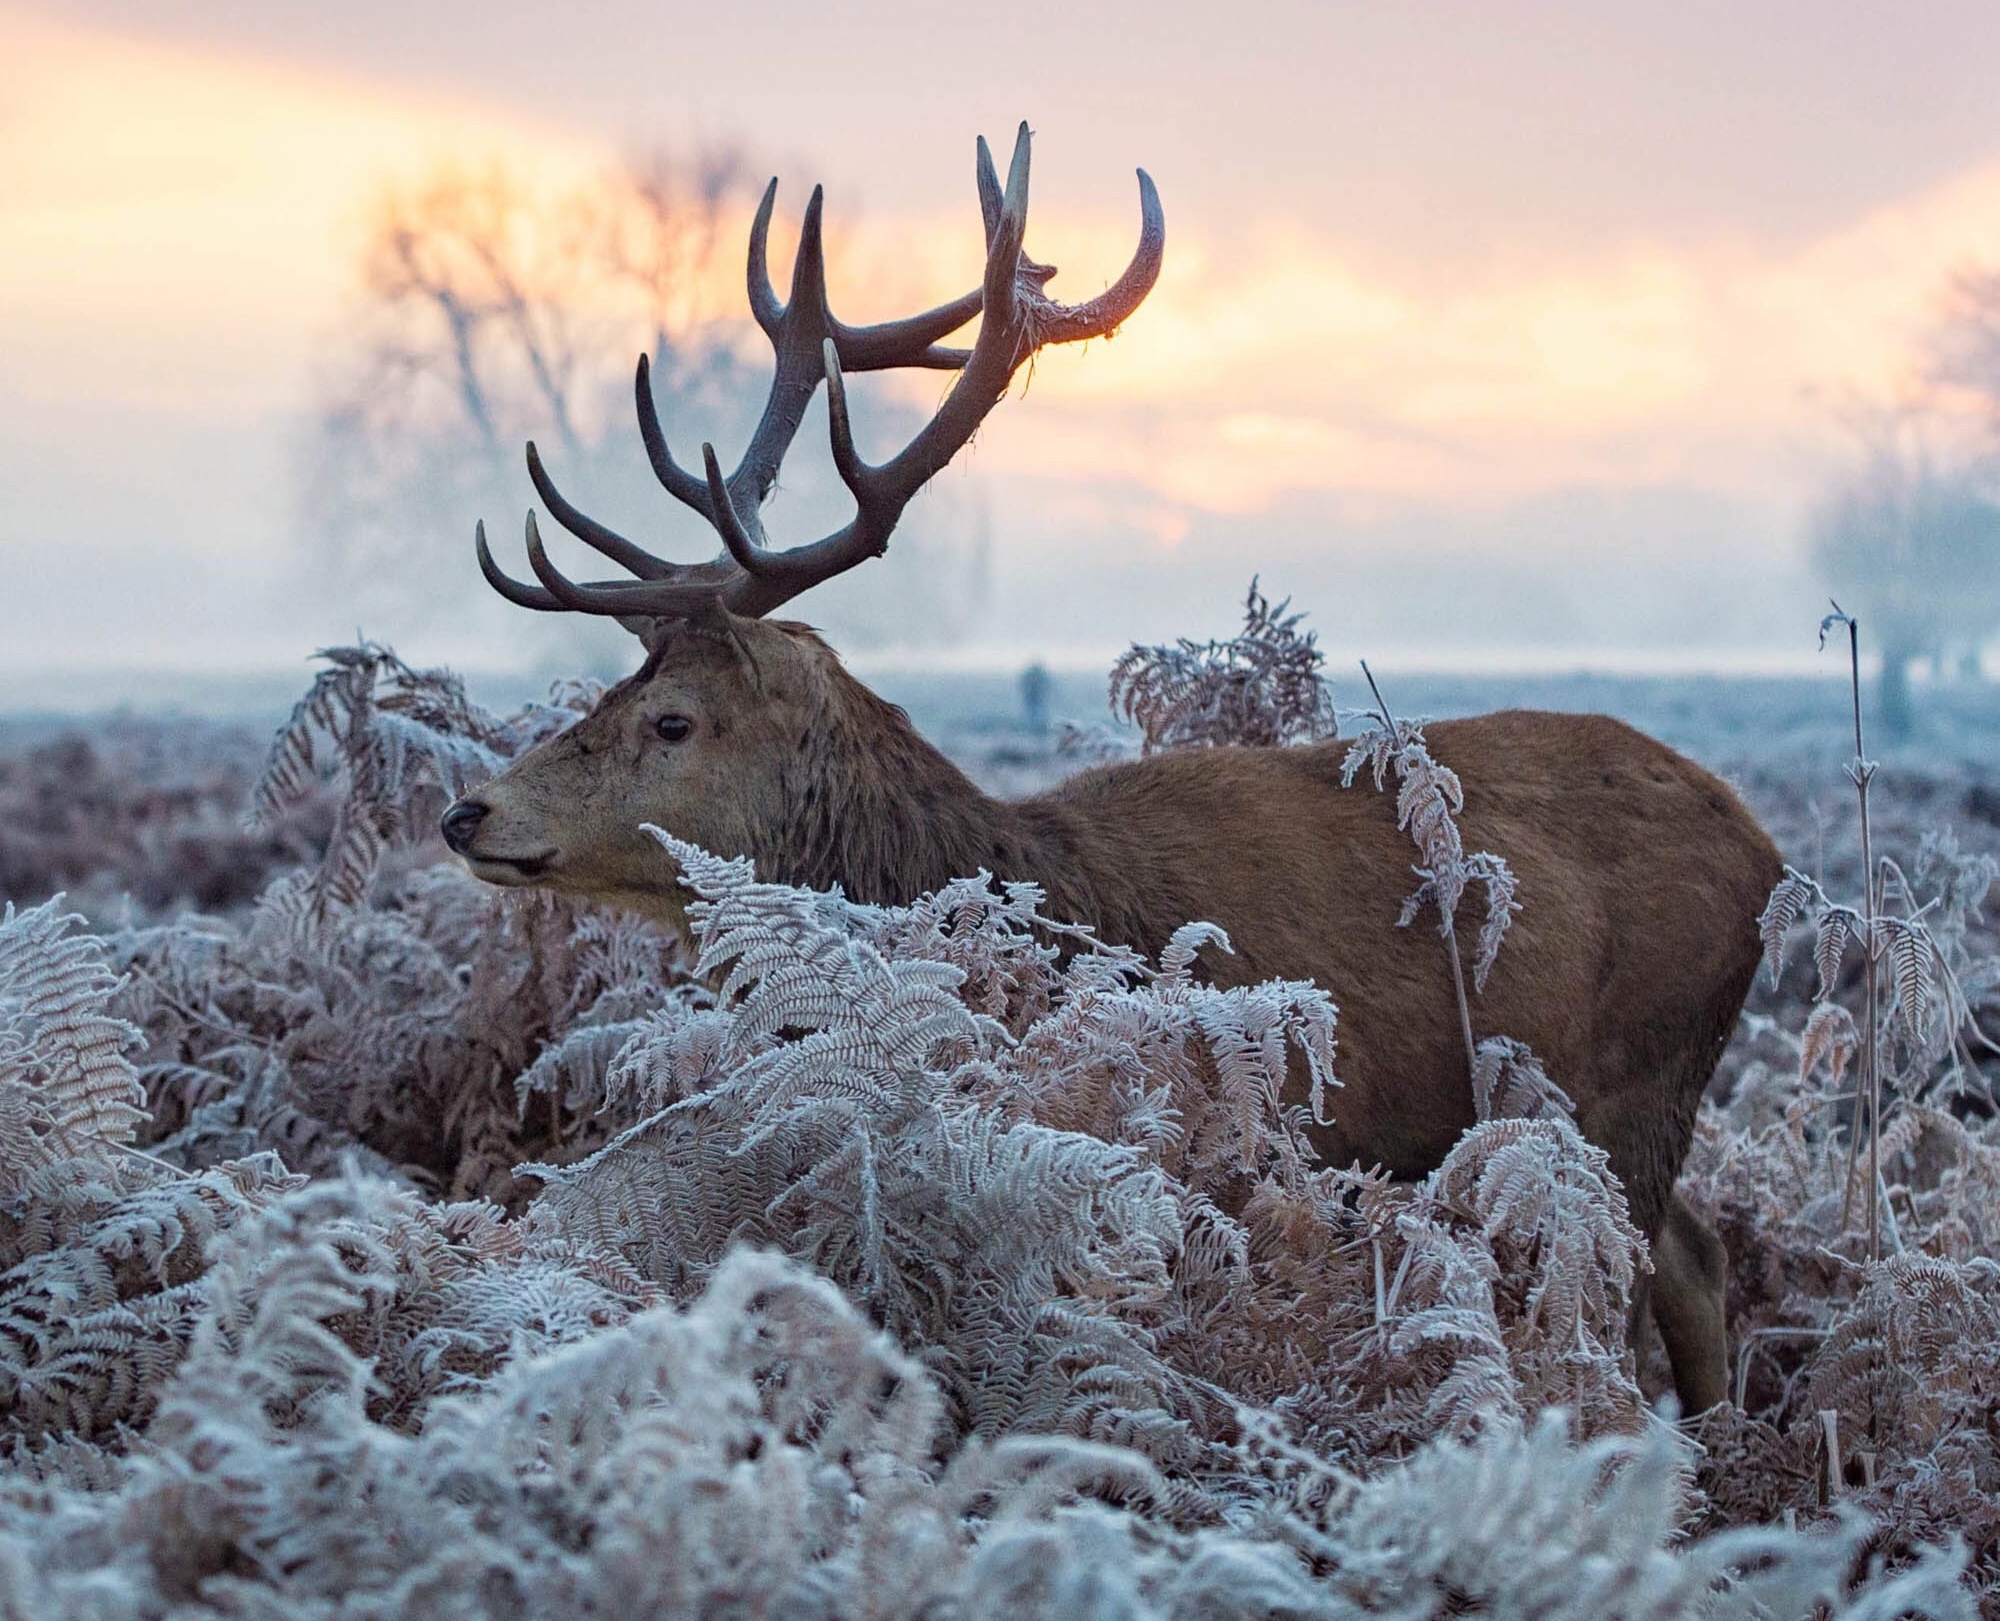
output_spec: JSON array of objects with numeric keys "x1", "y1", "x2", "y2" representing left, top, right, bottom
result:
[{"x1": 442, "y1": 125, "x2": 1164, "y2": 921}]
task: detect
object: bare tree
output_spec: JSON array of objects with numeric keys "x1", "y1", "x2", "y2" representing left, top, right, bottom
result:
[
  {"x1": 1808, "y1": 409, "x2": 2000, "y2": 736},
  {"x1": 304, "y1": 150, "x2": 988, "y2": 658},
  {"x1": 1930, "y1": 266, "x2": 2000, "y2": 435}
]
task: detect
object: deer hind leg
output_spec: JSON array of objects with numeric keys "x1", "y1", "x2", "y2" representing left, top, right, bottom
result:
[
  {"x1": 1581, "y1": 1092, "x2": 1728, "y2": 1415},
  {"x1": 1645, "y1": 1193, "x2": 1728, "y2": 1413}
]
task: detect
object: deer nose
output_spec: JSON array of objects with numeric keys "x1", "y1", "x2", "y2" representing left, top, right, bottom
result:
[{"x1": 439, "y1": 798, "x2": 489, "y2": 854}]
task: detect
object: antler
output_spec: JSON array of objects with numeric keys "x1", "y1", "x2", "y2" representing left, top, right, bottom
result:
[{"x1": 477, "y1": 123, "x2": 1164, "y2": 625}]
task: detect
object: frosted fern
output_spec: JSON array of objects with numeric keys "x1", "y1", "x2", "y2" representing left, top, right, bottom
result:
[
  {"x1": 1470, "y1": 1035, "x2": 1576, "y2": 1123},
  {"x1": 0, "y1": 896, "x2": 145, "y2": 1189},
  {"x1": 247, "y1": 642, "x2": 589, "y2": 920},
  {"x1": 1110, "y1": 579, "x2": 1337, "y2": 753},
  {"x1": 4, "y1": 613, "x2": 1998, "y2": 1614},
  {"x1": 1343, "y1": 714, "x2": 1523, "y2": 994}
]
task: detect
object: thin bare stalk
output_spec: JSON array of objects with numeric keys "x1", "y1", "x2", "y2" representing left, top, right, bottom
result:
[
  {"x1": 1362, "y1": 660, "x2": 1478, "y2": 1077},
  {"x1": 1829, "y1": 607, "x2": 1881, "y2": 1261}
]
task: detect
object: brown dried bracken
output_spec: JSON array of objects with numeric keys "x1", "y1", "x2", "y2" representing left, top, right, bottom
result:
[{"x1": 0, "y1": 622, "x2": 1992, "y2": 1613}]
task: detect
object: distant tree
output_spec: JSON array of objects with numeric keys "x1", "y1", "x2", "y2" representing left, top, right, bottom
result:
[
  {"x1": 304, "y1": 149, "x2": 988, "y2": 660},
  {"x1": 1808, "y1": 413, "x2": 2000, "y2": 736},
  {"x1": 1017, "y1": 662, "x2": 1054, "y2": 735},
  {"x1": 1930, "y1": 266, "x2": 2000, "y2": 435}
]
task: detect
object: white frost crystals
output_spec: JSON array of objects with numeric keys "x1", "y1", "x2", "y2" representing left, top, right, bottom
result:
[
  {"x1": 0, "y1": 823, "x2": 1980, "y2": 1617},
  {"x1": 0, "y1": 895, "x2": 146, "y2": 1192}
]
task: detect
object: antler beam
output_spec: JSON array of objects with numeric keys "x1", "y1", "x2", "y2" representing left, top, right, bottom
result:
[{"x1": 479, "y1": 122, "x2": 1165, "y2": 626}]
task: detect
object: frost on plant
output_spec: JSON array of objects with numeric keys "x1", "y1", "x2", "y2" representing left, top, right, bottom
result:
[
  {"x1": 1110, "y1": 579, "x2": 1338, "y2": 753},
  {"x1": 1, "y1": 630, "x2": 1996, "y2": 1616},
  {"x1": 1340, "y1": 710, "x2": 1522, "y2": 996},
  {"x1": 0, "y1": 897, "x2": 147, "y2": 1188},
  {"x1": 249, "y1": 641, "x2": 595, "y2": 920}
]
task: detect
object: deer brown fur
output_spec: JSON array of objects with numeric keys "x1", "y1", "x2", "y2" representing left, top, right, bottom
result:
[
  {"x1": 443, "y1": 126, "x2": 1781, "y2": 1412},
  {"x1": 448, "y1": 616, "x2": 1781, "y2": 1411}
]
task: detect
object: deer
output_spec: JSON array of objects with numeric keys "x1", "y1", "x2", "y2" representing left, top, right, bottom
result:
[{"x1": 440, "y1": 124, "x2": 1782, "y2": 1415}]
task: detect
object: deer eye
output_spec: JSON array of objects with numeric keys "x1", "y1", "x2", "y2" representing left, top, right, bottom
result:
[{"x1": 654, "y1": 714, "x2": 694, "y2": 745}]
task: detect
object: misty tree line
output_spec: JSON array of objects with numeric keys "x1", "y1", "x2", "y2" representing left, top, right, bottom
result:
[{"x1": 1812, "y1": 271, "x2": 2000, "y2": 734}]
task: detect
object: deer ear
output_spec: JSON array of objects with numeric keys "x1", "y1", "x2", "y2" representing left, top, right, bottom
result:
[
  {"x1": 619, "y1": 614, "x2": 666, "y2": 649},
  {"x1": 622, "y1": 595, "x2": 738, "y2": 654}
]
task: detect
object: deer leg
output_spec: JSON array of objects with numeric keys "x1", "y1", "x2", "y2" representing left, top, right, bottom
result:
[
  {"x1": 1646, "y1": 1193, "x2": 1729, "y2": 1413},
  {"x1": 1581, "y1": 1089, "x2": 1728, "y2": 1415}
]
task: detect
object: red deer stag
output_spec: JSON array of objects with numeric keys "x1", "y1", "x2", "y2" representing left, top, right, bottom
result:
[{"x1": 443, "y1": 125, "x2": 1781, "y2": 1414}]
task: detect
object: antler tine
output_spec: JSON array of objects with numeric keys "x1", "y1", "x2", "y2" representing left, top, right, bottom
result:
[
  {"x1": 634, "y1": 355, "x2": 716, "y2": 517},
  {"x1": 524, "y1": 509, "x2": 632, "y2": 611},
  {"x1": 476, "y1": 519, "x2": 565, "y2": 612},
  {"x1": 1032, "y1": 167, "x2": 1166, "y2": 343},
  {"x1": 700, "y1": 443, "x2": 779, "y2": 579},
  {"x1": 822, "y1": 339, "x2": 872, "y2": 497},
  {"x1": 828, "y1": 290, "x2": 982, "y2": 373},
  {"x1": 986, "y1": 122, "x2": 1033, "y2": 315},
  {"x1": 524, "y1": 442, "x2": 677, "y2": 581},
  {"x1": 521, "y1": 510, "x2": 748, "y2": 616},
  {"x1": 725, "y1": 184, "x2": 833, "y2": 513},
  {"x1": 745, "y1": 178, "x2": 784, "y2": 341},
  {"x1": 976, "y1": 135, "x2": 1003, "y2": 249}
]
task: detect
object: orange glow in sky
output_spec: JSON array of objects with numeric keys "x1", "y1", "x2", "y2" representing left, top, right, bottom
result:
[{"x1": 7, "y1": 2, "x2": 2000, "y2": 678}]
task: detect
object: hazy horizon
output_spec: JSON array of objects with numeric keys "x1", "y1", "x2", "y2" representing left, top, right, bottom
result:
[{"x1": 8, "y1": 0, "x2": 2000, "y2": 693}]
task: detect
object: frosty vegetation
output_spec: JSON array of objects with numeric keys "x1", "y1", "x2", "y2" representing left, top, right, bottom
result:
[
  {"x1": 1111, "y1": 580, "x2": 1339, "y2": 752},
  {"x1": 2, "y1": 598, "x2": 1997, "y2": 1618}
]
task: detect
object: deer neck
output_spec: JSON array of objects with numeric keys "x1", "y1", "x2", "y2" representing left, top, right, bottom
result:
[{"x1": 764, "y1": 673, "x2": 1065, "y2": 910}]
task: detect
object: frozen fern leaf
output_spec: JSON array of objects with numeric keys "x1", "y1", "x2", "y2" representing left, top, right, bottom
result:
[
  {"x1": 247, "y1": 641, "x2": 584, "y2": 919},
  {"x1": 1109, "y1": 578, "x2": 1336, "y2": 753},
  {"x1": 0, "y1": 896, "x2": 145, "y2": 1182},
  {"x1": 1873, "y1": 914, "x2": 1942, "y2": 1050},
  {"x1": 1469, "y1": 1036, "x2": 1574, "y2": 1123},
  {"x1": 1813, "y1": 903, "x2": 1862, "y2": 1001},
  {"x1": 1465, "y1": 853, "x2": 1521, "y2": 993},
  {"x1": 1798, "y1": 1000, "x2": 1861, "y2": 1091},
  {"x1": 1757, "y1": 866, "x2": 1819, "y2": 989},
  {"x1": 1346, "y1": 710, "x2": 1524, "y2": 993}
]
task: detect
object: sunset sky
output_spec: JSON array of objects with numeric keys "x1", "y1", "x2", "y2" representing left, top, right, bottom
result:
[{"x1": 8, "y1": 0, "x2": 2000, "y2": 698}]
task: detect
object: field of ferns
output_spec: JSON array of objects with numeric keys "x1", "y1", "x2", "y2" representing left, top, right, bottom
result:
[{"x1": 3, "y1": 589, "x2": 1998, "y2": 1619}]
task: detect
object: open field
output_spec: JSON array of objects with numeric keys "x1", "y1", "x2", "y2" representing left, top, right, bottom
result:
[
  {"x1": 2, "y1": 649, "x2": 1997, "y2": 1618},
  {"x1": 10, "y1": 665, "x2": 2000, "y2": 918}
]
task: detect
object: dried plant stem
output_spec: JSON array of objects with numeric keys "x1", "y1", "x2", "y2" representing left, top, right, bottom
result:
[
  {"x1": 1831, "y1": 609, "x2": 1882, "y2": 1261},
  {"x1": 1362, "y1": 660, "x2": 1478, "y2": 1077}
]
